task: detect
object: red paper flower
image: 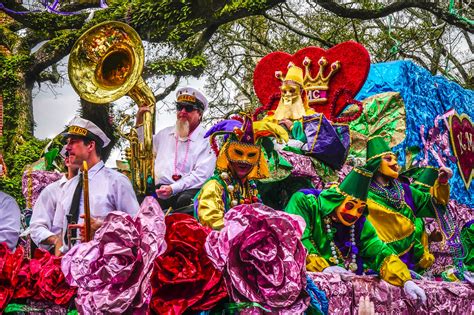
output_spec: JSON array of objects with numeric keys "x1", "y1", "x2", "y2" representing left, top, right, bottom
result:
[
  {"x1": 12, "y1": 255, "x2": 40, "y2": 299},
  {"x1": 0, "y1": 243, "x2": 24, "y2": 312},
  {"x1": 35, "y1": 249, "x2": 76, "y2": 305},
  {"x1": 150, "y1": 214, "x2": 227, "y2": 315}
]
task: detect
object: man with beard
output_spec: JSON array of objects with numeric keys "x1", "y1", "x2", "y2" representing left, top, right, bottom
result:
[
  {"x1": 30, "y1": 148, "x2": 79, "y2": 255},
  {"x1": 136, "y1": 87, "x2": 216, "y2": 213}
]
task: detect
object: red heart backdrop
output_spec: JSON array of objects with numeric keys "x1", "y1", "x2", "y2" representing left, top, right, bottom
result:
[
  {"x1": 449, "y1": 113, "x2": 474, "y2": 189},
  {"x1": 253, "y1": 41, "x2": 370, "y2": 119}
]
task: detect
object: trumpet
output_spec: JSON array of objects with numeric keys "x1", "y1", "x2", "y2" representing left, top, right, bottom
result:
[
  {"x1": 68, "y1": 21, "x2": 155, "y2": 196},
  {"x1": 65, "y1": 161, "x2": 92, "y2": 249}
]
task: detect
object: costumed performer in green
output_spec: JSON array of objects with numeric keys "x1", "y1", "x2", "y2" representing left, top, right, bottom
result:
[
  {"x1": 285, "y1": 167, "x2": 427, "y2": 302},
  {"x1": 364, "y1": 135, "x2": 453, "y2": 271}
]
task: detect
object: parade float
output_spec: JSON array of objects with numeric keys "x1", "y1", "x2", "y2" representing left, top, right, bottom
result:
[{"x1": 0, "y1": 21, "x2": 472, "y2": 314}]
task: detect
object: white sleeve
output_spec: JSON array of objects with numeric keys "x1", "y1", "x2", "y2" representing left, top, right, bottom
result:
[
  {"x1": 0, "y1": 194, "x2": 21, "y2": 250},
  {"x1": 30, "y1": 184, "x2": 57, "y2": 246},
  {"x1": 113, "y1": 173, "x2": 140, "y2": 217}
]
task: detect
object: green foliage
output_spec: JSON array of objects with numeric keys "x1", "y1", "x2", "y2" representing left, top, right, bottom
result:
[
  {"x1": 0, "y1": 54, "x2": 31, "y2": 87},
  {"x1": 0, "y1": 52, "x2": 38, "y2": 207},
  {"x1": 124, "y1": 0, "x2": 196, "y2": 42},
  {"x1": 149, "y1": 54, "x2": 207, "y2": 76},
  {"x1": 14, "y1": 12, "x2": 85, "y2": 31},
  {"x1": 0, "y1": 138, "x2": 47, "y2": 208},
  {"x1": 219, "y1": 0, "x2": 269, "y2": 15}
]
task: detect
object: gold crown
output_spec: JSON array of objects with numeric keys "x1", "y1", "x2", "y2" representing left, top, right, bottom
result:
[
  {"x1": 275, "y1": 63, "x2": 304, "y2": 87},
  {"x1": 303, "y1": 56, "x2": 340, "y2": 104}
]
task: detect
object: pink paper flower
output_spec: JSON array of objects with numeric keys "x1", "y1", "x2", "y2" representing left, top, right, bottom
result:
[
  {"x1": 206, "y1": 203, "x2": 309, "y2": 314},
  {"x1": 61, "y1": 197, "x2": 167, "y2": 314}
]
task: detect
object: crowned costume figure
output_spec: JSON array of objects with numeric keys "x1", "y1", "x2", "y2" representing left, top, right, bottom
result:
[
  {"x1": 195, "y1": 116, "x2": 288, "y2": 230},
  {"x1": 260, "y1": 65, "x2": 314, "y2": 142},
  {"x1": 364, "y1": 135, "x2": 453, "y2": 271}
]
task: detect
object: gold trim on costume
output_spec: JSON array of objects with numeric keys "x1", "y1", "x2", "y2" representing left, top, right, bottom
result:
[
  {"x1": 413, "y1": 181, "x2": 431, "y2": 188},
  {"x1": 379, "y1": 254, "x2": 397, "y2": 279},
  {"x1": 353, "y1": 168, "x2": 373, "y2": 178},
  {"x1": 308, "y1": 115, "x2": 323, "y2": 153},
  {"x1": 379, "y1": 254, "x2": 411, "y2": 286},
  {"x1": 335, "y1": 187, "x2": 363, "y2": 202},
  {"x1": 366, "y1": 151, "x2": 396, "y2": 162},
  {"x1": 367, "y1": 198, "x2": 415, "y2": 243},
  {"x1": 367, "y1": 134, "x2": 387, "y2": 141},
  {"x1": 397, "y1": 241, "x2": 414, "y2": 257}
]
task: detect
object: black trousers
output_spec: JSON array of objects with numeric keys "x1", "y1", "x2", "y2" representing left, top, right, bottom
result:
[{"x1": 156, "y1": 188, "x2": 200, "y2": 215}]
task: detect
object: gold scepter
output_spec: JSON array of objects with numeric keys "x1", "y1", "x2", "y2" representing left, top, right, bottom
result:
[{"x1": 83, "y1": 161, "x2": 92, "y2": 242}]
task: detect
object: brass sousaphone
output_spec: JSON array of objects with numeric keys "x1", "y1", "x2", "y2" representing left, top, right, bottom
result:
[{"x1": 68, "y1": 21, "x2": 155, "y2": 195}]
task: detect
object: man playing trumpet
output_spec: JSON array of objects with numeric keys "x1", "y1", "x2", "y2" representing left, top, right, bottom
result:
[{"x1": 53, "y1": 117, "x2": 139, "y2": 252}]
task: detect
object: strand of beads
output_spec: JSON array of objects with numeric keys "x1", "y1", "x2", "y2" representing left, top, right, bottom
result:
[
  {"x1": 370, "y1": 179, "x2": 404, "y2": 209},
  {"x1": 220, "y1": 172, "x2": 260, "y2": 207},
  {"x1": 347, "y1": 224, "x2": 358, "y2": 272},
  {"x1": 325, "y1": 217, "x2": 358, "y2": 272}
]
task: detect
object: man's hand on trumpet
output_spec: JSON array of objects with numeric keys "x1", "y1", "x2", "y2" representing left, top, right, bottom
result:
[{"x1": 68, "y1": 214, "x2": 103, "y2": 242}]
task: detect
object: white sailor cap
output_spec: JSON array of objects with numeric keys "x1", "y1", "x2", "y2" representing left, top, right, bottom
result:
[
  {"x1": 176, "y1": 86, "x2": 208, "y2": 111},
  {"x1": 63, "y1": 116, "x2": 111, "y2": 148}
]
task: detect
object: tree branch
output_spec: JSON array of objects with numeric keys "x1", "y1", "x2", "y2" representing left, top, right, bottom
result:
[
  {"x1": 154, "y1": 76, "x2": 181, "y2": 102},
  {"x1": 314, "y1": 0, "x2": 473, "y2": 33},
  {"x1": 263, "y1": 12, "x2": 333, "y2": 47},
  {"x1": 1, "y1": 5, "x2": 88, "y2": 31},
  {"x1": 28, "y1": 30, "x2": 80, "y2": 81},
  {"x1": 36, "y1": 64, "x2": 60, "y2": 84}
]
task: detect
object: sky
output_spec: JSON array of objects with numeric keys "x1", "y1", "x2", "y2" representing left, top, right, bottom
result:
[{"x1": 32, "y1": 55, "x2": 204, "y2": 167}]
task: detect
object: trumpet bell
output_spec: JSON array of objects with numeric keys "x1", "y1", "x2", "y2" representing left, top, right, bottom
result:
[{"x1": 68, "y1": 21, "x2": 145, "y2": 104}]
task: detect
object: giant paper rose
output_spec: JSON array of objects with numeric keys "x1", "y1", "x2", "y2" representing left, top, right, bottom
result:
[
  {"x1": 150, "y1": 213, "x2": 227, "y2": 315},
  {"x1": 13, "y1": 248, "x2": 49, "y2": 300},
  {"x1": 37, "y1": 249, "x2": 76, "y2": 305},
  {"x1": 205, "y1": 203, "x2": 309, "y2": 314},
  {"x1": 61, "y1": 197, "x2": 167, "y2": 314},
  {"x1": 0, "y1": 244, "x2": 23, "y2": 312}
]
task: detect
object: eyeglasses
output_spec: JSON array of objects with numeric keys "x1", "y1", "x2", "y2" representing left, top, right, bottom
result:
[{"x1": 176, "y1": 103, "x2": 198, "y2": 113}]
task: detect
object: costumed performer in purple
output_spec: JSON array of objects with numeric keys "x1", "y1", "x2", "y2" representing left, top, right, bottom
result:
[{"x1": 195, "y1": 115, "x2": 288, "y2": 230}]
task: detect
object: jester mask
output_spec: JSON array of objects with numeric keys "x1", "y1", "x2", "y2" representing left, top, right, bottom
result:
[{"x1": 205, "y1": 116, "x2": 289, "y2": 181}]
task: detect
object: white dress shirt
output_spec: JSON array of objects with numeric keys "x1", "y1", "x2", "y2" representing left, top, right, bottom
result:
[
  {"x1": 0, "y1": 191, "x2": 21, "y2": 250},
  {"x1": 151, "y1": 124, "x2": 216, "y2": 195},
  {"x1": 53, "y1": 161, "x2": 139, "y2": 237},
  {"x1": 30, "y1": 175, "x2": 68, "y2": 247}
]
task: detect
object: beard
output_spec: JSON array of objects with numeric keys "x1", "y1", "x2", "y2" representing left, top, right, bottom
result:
[
  {"x1": 176, "y1": 119, "x2": 190, "y2": 138},
  {"x1": 273, "y1": 96, "x2": 307, "y2": 120}
]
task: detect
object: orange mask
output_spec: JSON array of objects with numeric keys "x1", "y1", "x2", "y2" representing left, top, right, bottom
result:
[
  {"x1": 225, "y1": 141, "x2": 261, "y2": 166},
  {"x1": 379, "y1": 154, "x2": 399, "y2": 179},
  {"x1": 335, "y1": 196, "x2": 367, "y2": 226}
]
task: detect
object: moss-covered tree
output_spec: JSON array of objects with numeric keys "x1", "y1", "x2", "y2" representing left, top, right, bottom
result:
[{"x1": 0, "y1": 0, "x2": 471, "y2": 205}]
